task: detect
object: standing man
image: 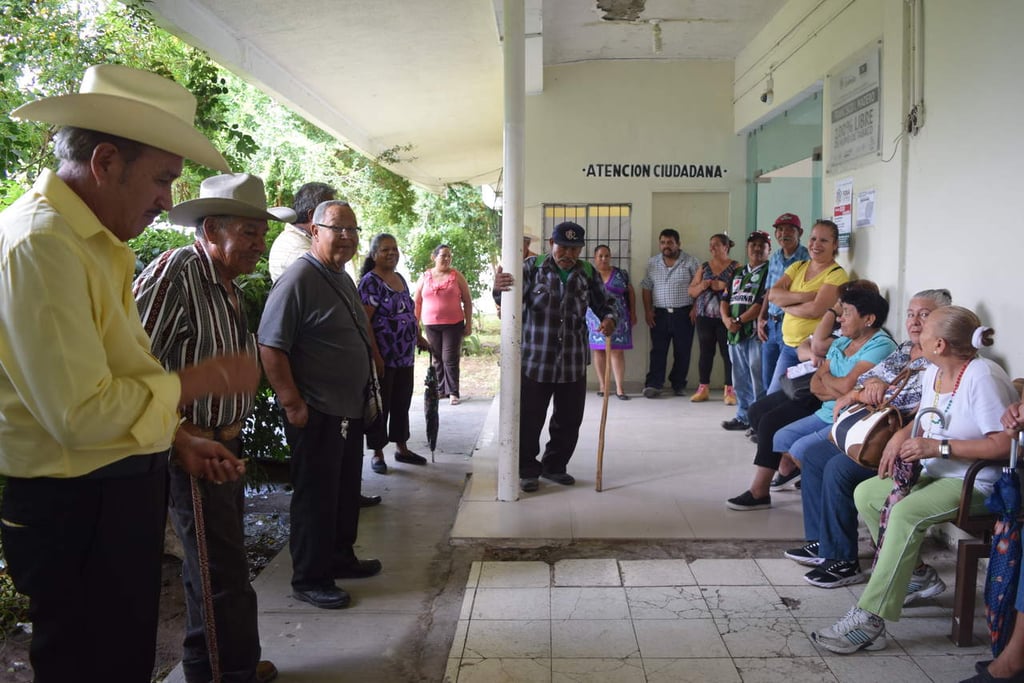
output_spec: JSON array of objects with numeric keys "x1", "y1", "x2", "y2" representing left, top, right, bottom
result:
[
  {"x1": 0, "y1": 64, "x2": 254, "y2": 683},
  {"x1": 267, "y1": 181, "x2": 336, "y2": 282},
  {"x1": 259, "y1": 199, "x2": 382, "y2": 610},
  {"x1": 756, "y1": 213, "x2": 808, "y2": 390},
  {"x1": 640, "y1": 228, "x2": 700, "y2": 398},
  {"x1": 493, "y1": 221, "x2": 615, "y2": 493},
  {"x1": 720, "y1": 231, "x2": 771, "y2": 432},
  {"x1": 135, "y1": 174, "x2": 293, "y2": 683}
]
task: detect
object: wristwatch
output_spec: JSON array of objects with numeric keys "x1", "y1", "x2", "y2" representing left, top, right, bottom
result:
[{"x1": 939, "y1": 440, "x2": 951, "y2": 459}]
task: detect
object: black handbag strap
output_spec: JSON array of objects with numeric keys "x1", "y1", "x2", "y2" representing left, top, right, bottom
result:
[{"x1": 300, "y1": 254, "x2": 376, "y2": 358}]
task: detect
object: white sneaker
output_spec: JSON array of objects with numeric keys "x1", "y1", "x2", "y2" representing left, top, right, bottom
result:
[
  {"x1": 811, "y1": 606, "x2": 887, "y2": 654},
  {"x1": 904, "y1": 564, "x2": 946, "y2": 605}
]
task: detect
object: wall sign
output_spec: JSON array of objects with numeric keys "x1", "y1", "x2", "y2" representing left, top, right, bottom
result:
[
  {"x1": 582, "y1": 163, "x2": 727, "y2": 178},
  {"x1": 827, "y1": 43, "x2": 882, "y2": 170}
]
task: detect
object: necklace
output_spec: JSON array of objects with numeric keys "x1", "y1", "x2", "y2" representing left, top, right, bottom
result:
[{"x1": 927, "y1": 359, "x2": 972, "y2": 436}]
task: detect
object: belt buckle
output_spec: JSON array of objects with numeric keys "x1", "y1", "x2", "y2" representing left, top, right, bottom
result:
[{"x1": 666, "y1": 307, "x2": 675, "y2": 313}]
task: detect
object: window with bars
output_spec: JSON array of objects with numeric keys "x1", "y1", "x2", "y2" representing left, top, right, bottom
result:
[{"x1": 542, "y1": 203, "x2": 632, "y2": 272}]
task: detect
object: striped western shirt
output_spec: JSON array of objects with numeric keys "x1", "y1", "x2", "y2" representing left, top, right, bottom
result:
[
  {"x1": 640, "y1": 251, "x2": 699, "y2": 308},
  {"x1": 134, "y1": 241, "x2": 256, "y2": 428},
  {"x1": 512, "y1": 256, "x2": 616, "y2": 384}
]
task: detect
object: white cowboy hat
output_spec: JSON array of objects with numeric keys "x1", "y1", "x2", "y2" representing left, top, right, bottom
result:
[
  {"x1": 11, "y1": 64, "x2": 230, "y2": 172},
  {"x1": 168, "y1": 174, "x2": 297, "y2": 226}
]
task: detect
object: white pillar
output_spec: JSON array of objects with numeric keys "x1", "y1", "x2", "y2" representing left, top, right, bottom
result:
[{"x1": 498, "y1": 0, "x2": 525, "y2": 502}]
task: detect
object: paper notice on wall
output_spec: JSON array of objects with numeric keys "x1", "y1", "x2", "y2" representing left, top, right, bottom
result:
[
  {"x1": 856, "y1": 189, "x2": 876, "y2": 228},
  {"x1": 833, "y1": 178, "x2": 853, "y2": 250}
]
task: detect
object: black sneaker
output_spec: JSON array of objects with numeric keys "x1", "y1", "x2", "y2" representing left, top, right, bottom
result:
[
  {"x1": 642, "y1": 386, "x2": 661, "y2": 399},
  {"x1": 769, "y1": 470, "x2": 801, "y2": 491},
  {"x1": 721, "y1": 418, "x2": 750, "y2": 431},
  {"x1": 784, "y1": 541, "x2": 825, "y2": 566},
  {"x1": 725, "y1": 490, "x2": 771, "y2": 511},
  {"x1": 804, "y1": 559, "x2": 865, "y2": 588}
]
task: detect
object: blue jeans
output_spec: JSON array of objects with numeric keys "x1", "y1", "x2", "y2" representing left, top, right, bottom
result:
[
  {"x1": 773, "y1": 414, "x2": 830, "y2": 461},
  {"x1": 645, "y1": 306, "x2": 694, "y2": 392},
  {"x1": 760, "y1": 317, "x2": 784, "y2": 389},
  {"x1": 728, "y1": 337, "x2": 762, "y2": 423},
  {"x1": 766, "y1": 342, "x2": 799, "y2": 395},
  {"x1": 800, "y1": 438, "x2": 875, "y2": 561}
]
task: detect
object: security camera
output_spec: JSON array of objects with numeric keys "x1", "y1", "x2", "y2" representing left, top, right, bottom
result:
[{"x1": 761, "y1": 73, "x2": 774, "y2": 104}]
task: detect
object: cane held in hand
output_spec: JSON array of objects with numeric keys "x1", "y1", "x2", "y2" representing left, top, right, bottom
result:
[{"x1": 596, "y1": 335, "x2": 612, "y2": 492}]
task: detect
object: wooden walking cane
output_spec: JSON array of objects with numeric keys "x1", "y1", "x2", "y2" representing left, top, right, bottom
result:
[
  {"x1": 190, "y1": 476, "x2": 222, "y2": 683},
  {"x1": 596, "y1": 335, "x2": 612, "y2": 492}
]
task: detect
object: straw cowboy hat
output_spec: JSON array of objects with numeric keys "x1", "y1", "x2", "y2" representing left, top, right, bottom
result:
[
  {"x1": 11, "y1": 64, "x2": 230, "y2": 172},
  {"x1": 168, "y1": 173, "x2": 296, "y2": 226}
]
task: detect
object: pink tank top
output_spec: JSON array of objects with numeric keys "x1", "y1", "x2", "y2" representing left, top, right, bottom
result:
[{"x1": 419, "y1": 269, "x2": 466, "y2": 325}]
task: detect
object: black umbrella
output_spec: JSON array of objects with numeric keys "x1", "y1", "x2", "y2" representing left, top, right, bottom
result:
[
  {"x1": 423, "y1": 355, "x2": 439, "y2": 462},
  {"x1": 984, "y1": 431, "x2": 1023, "y2": 656}
]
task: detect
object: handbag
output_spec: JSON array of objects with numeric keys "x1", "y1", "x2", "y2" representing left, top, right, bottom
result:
[
  {"x1": 779, "y1": 372, "x2": 813, "y2": 403},
  {"x1": 830, "y1": 368, "x2": 915, "y2": 469}
]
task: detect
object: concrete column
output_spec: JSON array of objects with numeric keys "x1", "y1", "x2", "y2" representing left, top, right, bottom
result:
[{"x1": 497, "y1": 0, "x2": 525, "y2": 502}]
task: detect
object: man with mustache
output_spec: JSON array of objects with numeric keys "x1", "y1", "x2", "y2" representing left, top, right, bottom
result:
[
  {"x1": 756, "y1": 213, "x2": 808, "y2": 391},
  {"x1": 493, "y1": 221, "x2": 615, "y2": 493},
  {"x1": 135, "y1": 173, "x2": 293, "y2": 683},
  {"x1": 640, "y1": 228, "x2": 700, "y2": 398}
]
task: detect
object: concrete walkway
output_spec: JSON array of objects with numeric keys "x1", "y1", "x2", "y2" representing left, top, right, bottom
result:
[{"x1": 162, "y1": 390, "x2": 992, "y2": 682}]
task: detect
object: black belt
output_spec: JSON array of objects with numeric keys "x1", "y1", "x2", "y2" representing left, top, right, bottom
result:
[{"x1": 655, "y1": 305, "x2": 692, "y2": 314}]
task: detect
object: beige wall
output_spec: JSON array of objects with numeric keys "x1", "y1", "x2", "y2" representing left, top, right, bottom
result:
[
  {"x1": 735, "y1": 0, "x2": 1024, "y2": 374},
  {"x1": 524, "y1": 60, "x2": 746, "y2": 387}
]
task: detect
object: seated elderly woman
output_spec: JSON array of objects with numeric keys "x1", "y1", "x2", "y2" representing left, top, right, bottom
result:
[
  {"x1": 784, "y1": 289, "x2": 952, "y2": 589},
  {"x1": 726, "y1": 283, "x2": 896, "y2": 510},
  {"x1": 812, "y1": 305, "x2": 1017, "y2": 654}
]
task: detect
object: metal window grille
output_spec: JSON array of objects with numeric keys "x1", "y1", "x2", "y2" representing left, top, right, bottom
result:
[{"x1": 542, "y1": 204, "x2": 632, "y2": 271}]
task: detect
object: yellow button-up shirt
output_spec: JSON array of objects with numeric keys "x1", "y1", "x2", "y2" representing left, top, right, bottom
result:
[{"x1": 0, "y1": 170, "x2": 181, "y2": 478}]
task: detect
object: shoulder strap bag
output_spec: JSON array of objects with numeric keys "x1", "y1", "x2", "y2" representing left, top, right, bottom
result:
[{"x1": 830, "y1": 367, "x2": 916, "y2": 469}]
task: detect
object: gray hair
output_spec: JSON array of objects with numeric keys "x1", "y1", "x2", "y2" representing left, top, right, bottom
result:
[
  {"x1": 54, "y1": 126, "x2": 144, "y2": 165},
  {"x1": 931, "y1": 305, "x2": 993, "y2": 357},
  {"x1": 311, "y1": 199, "x2": 351, "y2": 226},
  {"x1": 195, "y1": 215, "x2": 233, "y2": 239},
  {"x1": 911, "y1": 288, "x2": 952, "y2": 307}
]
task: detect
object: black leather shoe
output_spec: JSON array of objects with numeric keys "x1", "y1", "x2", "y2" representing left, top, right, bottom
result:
[
  {"x1": 360, "y1": 494, "x2": 382, "y2": 508},
  {"x1": 541, "y1": 471, "x2": 576, "y2": 486},
  {"x1": 292, "y1": 587, "x2": 351, "y2": 609},
  {"x1": 371, "y1": 457, "x2": 388, "y2": 474},
  {"x1": 721, "y1": 418, "x2": 749, "y2": 431},
  {"x1": 333, "y1": 558, "x2": 383, "y2": 579},
  {"x1": 520, "y1": 477, "x2": 539, "y2": 492},
  {"x1": 395, "y1": 450, "x2": 427, "y2": 465}
]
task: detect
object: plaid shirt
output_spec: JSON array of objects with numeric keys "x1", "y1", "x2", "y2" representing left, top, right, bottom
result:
[
  {"x1": 765, "y1": 244, "x2": 809, "y2": 317},
  {"x1": 510, "y1": 256, "x2": 615, "y2": 383},
  {"x1": 640, "y1": 251, "x2": 699, "y2": 308}
]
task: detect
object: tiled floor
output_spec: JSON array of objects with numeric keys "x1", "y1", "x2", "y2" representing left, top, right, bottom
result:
[{"x1": 445, "y1": 558, "x2": 990, "y2": 683}]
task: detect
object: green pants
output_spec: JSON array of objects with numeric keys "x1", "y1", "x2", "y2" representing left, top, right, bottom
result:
[{"x1": 853, "y1": 474, "x2": 986, "y2": 621}]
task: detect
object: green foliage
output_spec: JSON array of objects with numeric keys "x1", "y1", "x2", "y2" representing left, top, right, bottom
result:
[
  {"x1": 404, "y1": 184, "x2": 501, "y2": 298},
  {"x1": 128, "y1": 225, "x2": 193, "y2": 270}
]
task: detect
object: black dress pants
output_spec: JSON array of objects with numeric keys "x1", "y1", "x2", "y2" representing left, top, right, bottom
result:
[
  {"x1": 366, "y1": 365, "x2": 414, "y2": 450},
  {"x1": 519, "y1": 373, "x2": 587, "y2": 478},
  {"x1": 1, "y1": 453, "x2": 168, "y2": 683},
  {"x1": 748, "y1": 390, "x2": 818, "y2": 470},
  {"x1": 169, "y1": 439, "x2": 260, "y2": 683},
  {"x1": 284, "y1": 407, "x2": 364, "y2": 590}
]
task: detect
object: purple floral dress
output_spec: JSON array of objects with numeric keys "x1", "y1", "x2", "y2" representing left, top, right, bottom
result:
[
  {"x1": 358, "y1": 271, "x2": 418, "y2": 368},
  {"x1": 586, "y1": 267, "x2": 632, "y2": 350}
]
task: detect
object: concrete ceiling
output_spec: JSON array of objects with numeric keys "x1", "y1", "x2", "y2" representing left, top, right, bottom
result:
[{"x1": 148, "y1": 0, "x2": 785, "y2": 192}]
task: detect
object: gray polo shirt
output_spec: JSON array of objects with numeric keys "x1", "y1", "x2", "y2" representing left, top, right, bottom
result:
[{"x1": 259, "y1": 254, "x2": 370, "y2": 418}]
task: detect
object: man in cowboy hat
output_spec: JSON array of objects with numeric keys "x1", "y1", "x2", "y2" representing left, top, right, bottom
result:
[
  {"x1": 134, "y1": 173, "x2": 291, "y2": 683},
  {"x1": 493, "y1": 221, "x2": 616, "y2": 493},
  {"x1": 0, "y1": 65, "x2": 256, "y2": 682}
]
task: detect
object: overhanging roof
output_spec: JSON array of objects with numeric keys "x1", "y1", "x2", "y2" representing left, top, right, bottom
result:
[{"x1": 148, "y1": 0, "x2": 785, "y2": 192}]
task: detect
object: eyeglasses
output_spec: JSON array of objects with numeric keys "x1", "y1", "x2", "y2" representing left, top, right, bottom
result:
[{"x1": 315, "y1": 224, "x2": 361, "y2": 235}]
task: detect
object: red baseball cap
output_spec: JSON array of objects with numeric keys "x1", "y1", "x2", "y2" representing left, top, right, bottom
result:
[{"x1": 773, "y1": 213, "x2": 802, "y2": 230}]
